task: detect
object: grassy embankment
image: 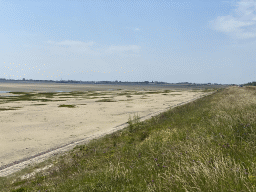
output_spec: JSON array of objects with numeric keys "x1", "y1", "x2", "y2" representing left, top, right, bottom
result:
[{"x1": 1, "y1": 86, "x2": 256, "y2": 191}]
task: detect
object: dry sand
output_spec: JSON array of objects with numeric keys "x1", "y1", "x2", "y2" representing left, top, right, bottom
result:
[{"x1": 0, "y1": 83, "x2": 210, "y2": 176}]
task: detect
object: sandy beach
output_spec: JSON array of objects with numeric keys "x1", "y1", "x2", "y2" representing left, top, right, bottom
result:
[{"x1": 0, "y1": 83, "x2": 209, "y2": 170}]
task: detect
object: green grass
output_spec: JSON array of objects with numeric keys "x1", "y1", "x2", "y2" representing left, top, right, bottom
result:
[
  {"x1": 144, "y1": 91, "x2": 162, "y2": 94},
  {"x1": 86, "y1": 92, "x2": 108, "y2": 97},
  {"x1": 0, "y1": 92, "x2": 67, "y2": 106},
  {"x1": 0, "y1": 92, "x2": 52, "y2": 103},
  {"x1": 32, "y1": 104, "x2": 47, "y2": 106},
  {"x1": 163, "y1": 90, "x2": 172, "y2": 93},
  {"x1": 36, "y1": 92, "x2": 58, "y2": 98},
  {"x1": 116, "y1": 92, "x2": 132, "y2": 96},
  {"x1": 1, "y1": 87, "x2": 256, "y2": 191},
  {"x1": 95, "y1": 99, "x2": 116, "y2": 102},
  {"x1": 58, "y1": 104, "x2": 76, "y2": 108},
  {"x1": 0, "y1": 108, "x2": 19, "y2": 111},
  {"x1": 8, "y1": 92, "x2": 27, "y2": 95}
]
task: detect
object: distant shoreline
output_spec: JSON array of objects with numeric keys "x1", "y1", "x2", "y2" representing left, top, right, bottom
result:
[
  {"x1": 0, "y1": 81, "x2": 228, "y2": 93},
  {"x1": 0, "y1": 78, "x2": 230, "y2": 86}
]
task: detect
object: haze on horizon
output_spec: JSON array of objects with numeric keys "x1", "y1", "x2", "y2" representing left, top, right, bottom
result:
[{"x1": 0, "y1": 0, "x2": 255, "y2": 84}]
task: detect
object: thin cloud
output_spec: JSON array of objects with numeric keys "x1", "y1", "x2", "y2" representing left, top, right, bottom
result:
[
  {"x1": 210, "y1": 0, "x2": 256, "y2": 39},
  {"x1": 44, "y1": 40, "x2": 97, "y2": 57},
  {"x1": 44, "y1": 40, "x2": 140, "y2": 57},
  {"x1": 125, "y1": 27, "x2": 141, "y2": 32},
  {"x1": 105, "y1": 45, "x2": 141, "y2": 54},
  {"x1": 46, "y1": 40, "x2": 95, "y2": 47}
]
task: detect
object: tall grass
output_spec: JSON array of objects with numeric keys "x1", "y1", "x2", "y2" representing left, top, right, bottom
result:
[{"x1": 1, "y1": 87, "x2": 256, "y2": 191}]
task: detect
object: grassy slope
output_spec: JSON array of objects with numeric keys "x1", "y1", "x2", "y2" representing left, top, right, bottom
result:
[{"x1": 1, "y1": 87, "x2": 256, "y2": 191}]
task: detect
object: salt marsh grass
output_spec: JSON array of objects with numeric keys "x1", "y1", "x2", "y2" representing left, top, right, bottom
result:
[
  {"x1": 58, "y1": 104, "x2": 76, "y2": 108},
  {"x1": 95, "y1": 99, "x2": 116, "y2": 102},
  {"x1": 1, "y1": 87, "x2": 256, "y2": 191}
]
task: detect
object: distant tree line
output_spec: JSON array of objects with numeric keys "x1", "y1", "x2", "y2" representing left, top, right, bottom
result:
[{"x1": 244, "y1": 81, "x2": 256, "y2": 86}]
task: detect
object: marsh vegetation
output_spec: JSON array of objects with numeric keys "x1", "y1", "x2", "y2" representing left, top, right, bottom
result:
[
  {"x1": 0, "y1": 89, "x2": 193, "y2": 111},
  {"x1": 0, "y1": 87, "x2": 255, "y2": 191}
]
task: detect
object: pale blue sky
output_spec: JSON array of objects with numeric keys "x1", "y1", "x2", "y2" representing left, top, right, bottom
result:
[{"x1": 0, "y1": 0, "x2": 255, "y2": 84}]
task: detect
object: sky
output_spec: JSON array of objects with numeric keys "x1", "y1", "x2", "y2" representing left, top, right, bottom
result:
[{"x1": 0, "y1": 0, "x2": 256, "y2": 84}]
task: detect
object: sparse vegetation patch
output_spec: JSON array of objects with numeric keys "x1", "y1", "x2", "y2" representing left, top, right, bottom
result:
[
  {"x1": 0, "y1": 108, "x2": 17, "y2": 111},
  {"x1": 58, "y1": 104, "x2": 76, "y2": 108},
  {"x1": 95, "y1": 99, "x2": 116, "y2": 102},
  {"x1": 32, "y1": 104, "x2": 47, "y2": 106}
]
